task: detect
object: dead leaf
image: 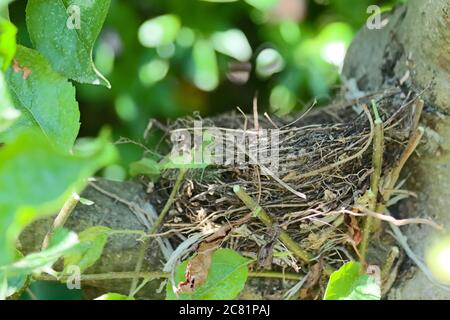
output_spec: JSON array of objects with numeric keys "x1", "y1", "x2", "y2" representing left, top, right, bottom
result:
[
  {"x1": 257, "y1": 226, "x2": 279, "y2": 269},
  {"x1": 346, "y1": 215, "x2": 362, "y2": 246},
  {"x1": 12, "y1": 59, "x2": 32, "y2": 80},
  {"x1": 304, "y1": 262, "x2": 322, "y2": 289},
  {"x1": 176, "y1": 214, "x2": 251, "y2": 293}
]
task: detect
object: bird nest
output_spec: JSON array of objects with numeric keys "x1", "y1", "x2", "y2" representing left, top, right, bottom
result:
[{"x1": 143, "y1": 89, "x2": 421, "y2": 296}]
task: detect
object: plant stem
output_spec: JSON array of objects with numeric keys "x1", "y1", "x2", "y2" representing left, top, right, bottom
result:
[
  {"x1": 42, "y1": 192, "x2": 80, "y2": 250},
  {"x1": 359, "y1": 101, "x2": 384, "y2": 264},
  {"x1": 109, "y1": 229, "x2": 148, "y2": 237},
  {"x1": 249, "y1": 271, "x2": 303, "y2": 281},
  {"x1": 35, "y1": 271, "x2": 169, "y2": 282},
  {"x1": 381, "y1": 246, "x2": 399, "y2": 282},
  {"x1": 34, "y1": 270, "x2": 303, "y2": 282},
  {"x1": 129, "y1": 168, "x2": 187, "y2": 296},
  {"x1": 233, "y1": 185, "x2": 312, "y2": 263}
]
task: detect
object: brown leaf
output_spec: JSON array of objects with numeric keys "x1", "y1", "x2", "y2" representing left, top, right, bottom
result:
[
  {"x1": 346, "y1": 215, "x2": 362, "y2": 246},
  {"x1": 176, "y1": 241, "x2": 216, "y2": 293},
  {"x1": 257, "y1": 226, "x2": 279, "y2": 269},
  {"x1": 176, "y1": 215, "x2": 251, "y2": 293},
  {"x1": 12, "y1": 59, "x2": 32, "y2": 80},
  {"x1": 304, "y1": 262, "x2": 322, "y2": 289}
]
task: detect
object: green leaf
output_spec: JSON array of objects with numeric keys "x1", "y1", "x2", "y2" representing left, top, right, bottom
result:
[
  {"x1": 64, "y1": 226, "x2": 111, "y2": 273},
  {"x1": 0, "y1": 17, "x2": 16, "y2": 70},
  {"x1": 0, "y1": 250, "x2": 27, "y2": 300},
  {"x1": 200, "y1": 0, "x2": 238, "y2": 3},
  {"x1": 211, "y1": 29, "x2": 252, "y2": 62},
  {"x1": 192, "y1": 39, "x2": 219, "y2": 92},
  {"x1": 256, "y1": 48, "x2": 285, "y2": 78},
  {"x1": 324, "y1": 261, "x2": 381, "y2": 300},
  {"x1": 0, "y1": 71, "x2": 20, "y2": 132},
  {"x1": 3, "y1": 45, "x2": 80, "y2": 151},
  {"x1": 129, "y1": 158, "x2": 161, "y2": 177},
  {"x1": 0, "y1": 0, "x2": 13, "y2": 17},
  {"x1": 95, "y1": 293, "x2": 134, "y2": 300},
  {"x1": 3, "y1": 228, "x2": 79, "y2": 277},
  {"x1": 0, "y1": 228, "x2": 79, "y2": 299},
  {"x1": 0, "y1": 271, "x2": 27, "y2": 300},
  {"x1": 138, "y1": 14, "x2": 181, "y2": 48},
  {"x1": 26, "y1": 0, "x2": 111, "y2": 87},
  {"x1": 244, "y1": 0, "x2": 278, "y2": 11},
  {"x1": 166, "y1": 248, "x2": 249, "y2": 300},
  {"x1": 0, "y1": 129, "x2": 117, "y2": 265}
]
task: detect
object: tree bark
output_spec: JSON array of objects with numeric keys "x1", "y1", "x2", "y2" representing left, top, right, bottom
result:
[
  {"x1": 342, "y1": 0, "x2": 450, "y2": 299},
  {"x1": 19, "y1": 179, "x2": 167, "y2": 299}
]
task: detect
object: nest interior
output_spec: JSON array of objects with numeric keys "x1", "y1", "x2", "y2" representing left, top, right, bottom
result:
[{"x1": 141, "y1": 89, "x2": 419, "y2": 297}]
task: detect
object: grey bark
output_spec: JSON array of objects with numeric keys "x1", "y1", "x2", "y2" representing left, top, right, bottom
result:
[
  {"x1": 342, "y1": 0, "x2": 450, "y2": 299},
  {"x1": 19, "y1": 179, "x2": 167, "y2": 299}
]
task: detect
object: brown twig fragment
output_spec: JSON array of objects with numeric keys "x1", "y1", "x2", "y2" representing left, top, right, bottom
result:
[
  {"x1": 233, "y1": 185, "x2": 312, "y2": 263},
  {"x1": 359, "y1": 101, "x2": 384, "y2": 263},
  {"x1": 42, "y1": 192, "x2": 80, "y2": 250}
]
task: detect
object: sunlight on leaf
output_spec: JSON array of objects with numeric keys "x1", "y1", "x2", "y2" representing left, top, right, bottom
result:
[
  {"x1": 95, "y1": 293, "x2": 134, "y2": 300},
  {"x1": 256, "y1": 48, "x2": 285, "y2": 78},
  {"x1": 245, "y1": 0, "x2": 278, "y2": 11},
  {"x1": 64, "y1": 226, "x2": 111, "y2": 274},
  {"x1": 324, "y1": 261, "x2": 381, "y2": 300},
  {"x1": 212, "y1": 29, "x2": 252, "y2": 62},
  {"x1": 138, "y1": 14, "x2": 181, "y2": 48},
  {"x1": 192, "y1": 39, "x2": 219, "y2": 92},
  {"x1": 425, "y1": 234, "x2": 450, "y2": 285},
  {"x1": 0, "y1": 72, "x2": 19, "y2": 132},
  {"x1": 0, "y1": 17, "x2": 16, "y2": 70},
  {"x1": 139, "y1": 59, "x2": 169, "y2": 86}
]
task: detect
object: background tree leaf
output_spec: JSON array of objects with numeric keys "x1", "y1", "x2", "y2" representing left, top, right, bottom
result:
[
  {"x1": 95, "y1": 292, "x2": 134, "y2": 300},
  {"x1": 324, "y1": 261, "x2": 381, "y2": 300},
  {"x1": 0, "y1": 0, "x2": 13, "y2": 13},
  {"x1": 0, "y1": 129, "x2": 117, "y2": 265},
  {"x1": 0, "y1": 71, "x2": 20, "y2": 132},
  {"x1": 26, "y1": 0, "x2": 111, "y2": 87},
  {"x1": 0, "y1": 16, "x2": 16, "y2": 70},
  {"x1": 64, "y1": 226, "x2": 111, "y2": 273},
  {"x1": 3, "y1": 45, "x2": 80, "y2": 151},
  {"x1": 138, "y1": 14, "x2": 181, "y2": 48},
  {"x1": 166, "y1": 248, "x2": 249, "y2": 300}
]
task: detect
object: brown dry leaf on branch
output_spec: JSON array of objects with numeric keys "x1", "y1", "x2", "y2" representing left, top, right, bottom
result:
[{"x1": 176, "y1": 215, "x2": 251, "y2": 293}]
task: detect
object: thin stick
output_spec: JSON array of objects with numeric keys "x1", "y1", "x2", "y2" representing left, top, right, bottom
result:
[
  {"x1": 34, "y1": 270, "x2": 303, "y2": 282},
  {"x1": 359, "y1": 101, "x2": 384, "y2": 263},
  {"x1": 129, "y1": 168, "x2": 187, "y2": 296},
  {"x1": 233, "y1": 185, "x2": 312, "y2": 263},
  {"x1": 354, "y1": 206, "x2": 442, "y2": 230},
  {"x1": 376, "y1": 127, "x2": 424, "y2": 214},
  {"x1": 42, "y1": 192, "x2": 80, "y2": 250},
  {"x1": 253, "y1": 94, "x2": 259, "y2": 131},
  {"x1": 381, "y1": 246, "x2": 399, "y2": 283}
]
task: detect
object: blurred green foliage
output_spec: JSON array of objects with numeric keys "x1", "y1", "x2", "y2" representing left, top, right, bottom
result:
[{"x1": 10, "y1": 0, "x2": 404, "y2": 176}]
